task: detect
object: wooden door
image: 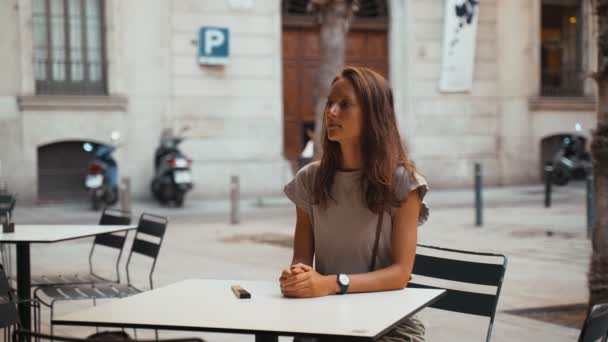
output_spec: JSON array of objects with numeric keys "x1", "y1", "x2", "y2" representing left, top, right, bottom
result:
[{"x1": 281, "y1": 27, "x2": 388, "y2": 161}]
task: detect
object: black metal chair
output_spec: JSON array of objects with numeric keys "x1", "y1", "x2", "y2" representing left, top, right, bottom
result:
[
  {"x1": 1, "y1": 265, "x2": 21, "y2": 342},
  {"x1": 34, "y1": 213, "x2": 168, "y2": 336},
  {"x1": 409, "y1": 244, "x2": 508, "y2": 342},
  {"x1": 30, "y1": 208, "x2": 132, "y2": 287},
  {"x1": 0, "y1": 264, "x2": 39, "y2": 342},
  {"x1": 0, "y1": 193, "x2": 17, "y2": 281},
  {"x1": 13, "y1": 330, "x2": 205, "y2": 342},
  {"x1": 579, "y1": 303, "x2": 608, "y2": 342}
]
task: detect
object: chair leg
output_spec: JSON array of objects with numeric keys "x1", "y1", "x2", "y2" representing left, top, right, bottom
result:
[
  {"x1": 91, "y1": 299, "x2": 99, "y2": 333},
  {"x1": 154, "y1": 329, "x2": 158, "y2": 341},
  {"x1": 0, "y1": 244, "x2": 6, "y2": 276},
  {"x1": 7, "y1": 245, "x2": 12, "y2": 279},
  {"x1": 50, "y1": 303, "x2": 54, "y2": 337},
  {"x1": 33, "y1": 290, "x2": 51, "y2": 338},
  {"x1": 38, "y1": 302, "x2": 41, "y2": 332},
  {"x1": 36, "y1": 302, "x2": 41, "y2": 342}
]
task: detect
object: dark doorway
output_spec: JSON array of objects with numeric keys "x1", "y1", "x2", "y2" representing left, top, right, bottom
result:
[{"x1": 38, "y1": 141, "x2": 96, "y2": 202}]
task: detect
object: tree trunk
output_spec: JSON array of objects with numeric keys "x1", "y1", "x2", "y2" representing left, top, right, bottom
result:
[
  {"x1": 589, "y1": 121, "x2": 608, "y2": 306},
  {"x1": 311, "y1": 1, "x2": 356, "y2": 158},
  {"x1": 588, "y1": 0, "x2": 608, "y2": 307}
]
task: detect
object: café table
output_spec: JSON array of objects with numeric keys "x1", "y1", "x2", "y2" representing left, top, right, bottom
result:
[
  {"x1": 54, "y1": 278, "x2": 445, "y2": 341},
  {"x1": 0, "y1": 224, "x2": 136, "y2": 332}
]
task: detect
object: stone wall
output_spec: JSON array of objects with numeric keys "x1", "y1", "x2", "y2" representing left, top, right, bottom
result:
[
  {"x1": 407, "y1": 0, "x2": 500, "y2": 187},
  {"x1": 168, "y1": 0, "x2": 290, "y2": 198}
]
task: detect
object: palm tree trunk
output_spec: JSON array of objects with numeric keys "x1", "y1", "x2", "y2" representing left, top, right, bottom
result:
[
  {"x1": 312, "y1": 1, "x2": 356, "y2": 158},
  {"x1": 588, "y1": 0, "x2": 608, "y2": 307}
]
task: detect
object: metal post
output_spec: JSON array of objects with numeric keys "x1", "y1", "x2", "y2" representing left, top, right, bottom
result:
[
  {"x1": 230, "y1": 175, "x2": 240, "y2": 225},
  {"x1": 587, "y1": 173, "x2": 595, "y2": 239},
  {"x1": 544, "y1": 162, "x2": 553, "y2": 208},
  {"x1": 119, "y1": 177, "x2": 131, "y2": 213},
  {"x1": 474, "y1": 162, "x2": 483, "y2": 227}
]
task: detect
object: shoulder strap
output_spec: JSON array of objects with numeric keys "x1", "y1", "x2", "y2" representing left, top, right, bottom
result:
[{"x1": 369, "y1": 211, "x2": 384, "y2": 272}]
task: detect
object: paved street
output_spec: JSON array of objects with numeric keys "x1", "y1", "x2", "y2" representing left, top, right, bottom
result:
[{"x1": 6, "y1": 182, "x2": 591, "y2": 341}]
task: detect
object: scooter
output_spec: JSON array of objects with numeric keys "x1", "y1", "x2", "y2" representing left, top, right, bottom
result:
[
  {"x1": 551, "y1": 123, "x2": 592, "y2": 186},
  {"x1": 84, "y1": 132, "x2": 121, "y2": 210},
  {"x1": 150, "y1": 127, "x2": 193, "y2": 207}
]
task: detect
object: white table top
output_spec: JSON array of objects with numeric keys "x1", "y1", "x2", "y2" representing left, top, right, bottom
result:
[
  {"x1": 0, "y1": 225, "x2": 137, "y2": 243},
  {"x1": 54, "y1": 279, "x2": 445, "y2": 340}
]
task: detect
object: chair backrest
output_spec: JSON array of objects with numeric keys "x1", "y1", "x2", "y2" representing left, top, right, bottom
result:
[
  {"x1": 89, "y1": 208, "x2": 132, "y2": 282},
  {"x1": 13, "y1": 330, "x2": 205, "y2": 342},
  {"x1": 0, "y1": 264, "x2": 20, "y2": 329},
  {"x1": 579, "y1": 303, "x2": 608, "y2": 342},
  {"x1": 125, "y1": 213, "x2": 168, "y2": 290},
  {"x1": 0, "y1": 194, "x2": 15, "y2": 211},
  {"x1": 409, "y1": 244, "x2": 508, "y2": 342}
]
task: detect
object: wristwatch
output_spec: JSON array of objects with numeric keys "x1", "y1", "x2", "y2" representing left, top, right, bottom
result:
[{"x1": 337, "y1": 274, "x2": 350, "y2": 294}]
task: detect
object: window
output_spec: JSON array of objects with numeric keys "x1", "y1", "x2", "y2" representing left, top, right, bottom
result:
[
  {"x1": 33, "y1": 0, "x2": 106, "y2": 95},
  {"x1": 541, "y1": 0, "x2": 583, "y2": 97}
]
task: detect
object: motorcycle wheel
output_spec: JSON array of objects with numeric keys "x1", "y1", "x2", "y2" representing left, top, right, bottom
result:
[
  {"x1": 174, "y1": 193, "x2": 184, "y2": 207},
  {"x1": 91, "y1": 192, "x2": 101, "y2": 211},
  {"x1": 107, "y1": 190, "x2": 119, "y2": 205},
  {"x1": 552, "y1": 165, "x2": 570, "y2": 186}
]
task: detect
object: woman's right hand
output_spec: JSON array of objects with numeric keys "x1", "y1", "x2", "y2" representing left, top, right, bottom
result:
[{"x1": 279, "y1": 263, "x2": 313, "y2": 293}]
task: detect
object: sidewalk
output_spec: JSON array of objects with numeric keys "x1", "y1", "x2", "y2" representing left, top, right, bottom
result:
[{"x1": 9, "y1": 183, "x2": 590, "y2": 341}]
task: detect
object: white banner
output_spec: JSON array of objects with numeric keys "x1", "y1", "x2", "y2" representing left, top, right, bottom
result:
[{"x1": 439, "y1": 0, "x2": 480, "y2": 92}]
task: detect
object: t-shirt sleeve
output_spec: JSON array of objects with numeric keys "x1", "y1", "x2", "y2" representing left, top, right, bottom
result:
[
  {"x1": 394, "y1": 166, "x2": 430, "y2": 226},
  {"x1": 284, "y1": 162, "x2": 317, "y2": 215}
]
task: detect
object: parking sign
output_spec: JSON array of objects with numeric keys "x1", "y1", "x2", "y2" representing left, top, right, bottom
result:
[{"x1": 198, "y1": 27, "x2": 230, "y2": 65}]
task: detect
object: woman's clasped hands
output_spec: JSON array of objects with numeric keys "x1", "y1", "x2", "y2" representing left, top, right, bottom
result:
[{"x1": 279, "y1": 263, "x2": 335, "y2": 298}]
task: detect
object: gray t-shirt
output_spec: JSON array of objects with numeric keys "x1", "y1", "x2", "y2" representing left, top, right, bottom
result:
[{"x1": 284, "y1": 161, "x2": 429, "y2": 276}]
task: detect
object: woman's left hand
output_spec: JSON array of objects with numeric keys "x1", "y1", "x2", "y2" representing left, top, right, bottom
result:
[{"x1": 280, "y1": 268, "x2": 333, "y2": 298}]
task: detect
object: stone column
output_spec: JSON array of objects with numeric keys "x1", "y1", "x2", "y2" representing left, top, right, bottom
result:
[
  {"x1": 496, "y1": 0, "x2": 540, "y2": 184},
  {"x1": 389, "y1": 0, "x2": 415, "y2": 148}
]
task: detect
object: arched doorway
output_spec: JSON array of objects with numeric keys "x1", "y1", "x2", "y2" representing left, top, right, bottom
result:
[
  {"x1": 38, "y1": 141, "x2": 98, "y2": 202},
  {"x1": 281, "y1": 0, "x2": 389, "y2": 162}
]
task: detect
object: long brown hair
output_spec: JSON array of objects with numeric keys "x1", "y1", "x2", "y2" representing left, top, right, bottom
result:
[{"x1": 312, "y1": 66, "x2": 417, "y2": 213}]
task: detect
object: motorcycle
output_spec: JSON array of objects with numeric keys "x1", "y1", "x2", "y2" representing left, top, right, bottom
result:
[
  {"x1": 84, "y1": 132, "x2": 121, "y2": 210},
  {"x1": 551, "y1": 123, "x2": 592, "y2": 186},
  {"x1": 150, "y1": 127, "x2": 193, "y2": 207}
]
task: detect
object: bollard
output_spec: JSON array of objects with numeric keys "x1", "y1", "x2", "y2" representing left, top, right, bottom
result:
[
  {"x1": 230, "y1": 175, "x2": 240, "y2": 225},
  {"x1": 474, "y1": 162, "x2": 483, "y2": 227},
  {"x1": 587, "y1": 173, "x2": 595, "y2": 239},
  {"x1": 544, "y1": 162, "x2": 553, "y2": 208},
  {"x1": 119, "y1": 177, "x2": 131, "y2": 213}
]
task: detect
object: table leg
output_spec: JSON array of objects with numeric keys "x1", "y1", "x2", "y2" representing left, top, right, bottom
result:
[
  {"x1": 255, "y1": 334, "x2": 278, "y2": 342},
  {"x1": 16, "y1": 243, "x2": 31, "y2": 333}
]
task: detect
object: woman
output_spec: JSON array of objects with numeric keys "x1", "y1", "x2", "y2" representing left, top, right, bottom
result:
[{"x1": 280, "y1": 66, "x2": 430, "y2": 342}]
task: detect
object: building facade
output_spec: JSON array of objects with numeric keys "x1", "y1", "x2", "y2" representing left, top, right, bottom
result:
[{"x1": 0, "y1": 0, "x2": 598, "y2": 203}]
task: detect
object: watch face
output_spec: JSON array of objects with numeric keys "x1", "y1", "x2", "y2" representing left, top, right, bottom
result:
[{"x1": 339, "y1": 274, "x2": 350, "y2": 286}]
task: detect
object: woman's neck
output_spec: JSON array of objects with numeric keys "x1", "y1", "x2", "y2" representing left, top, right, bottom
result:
[{"x1": 339, "y1": 141, "x2": 362, "y2": 170}]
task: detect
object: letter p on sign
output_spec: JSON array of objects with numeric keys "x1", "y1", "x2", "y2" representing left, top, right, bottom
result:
[{"x1": 198, "y1": 27, "x2": 229, "y2": 65}]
